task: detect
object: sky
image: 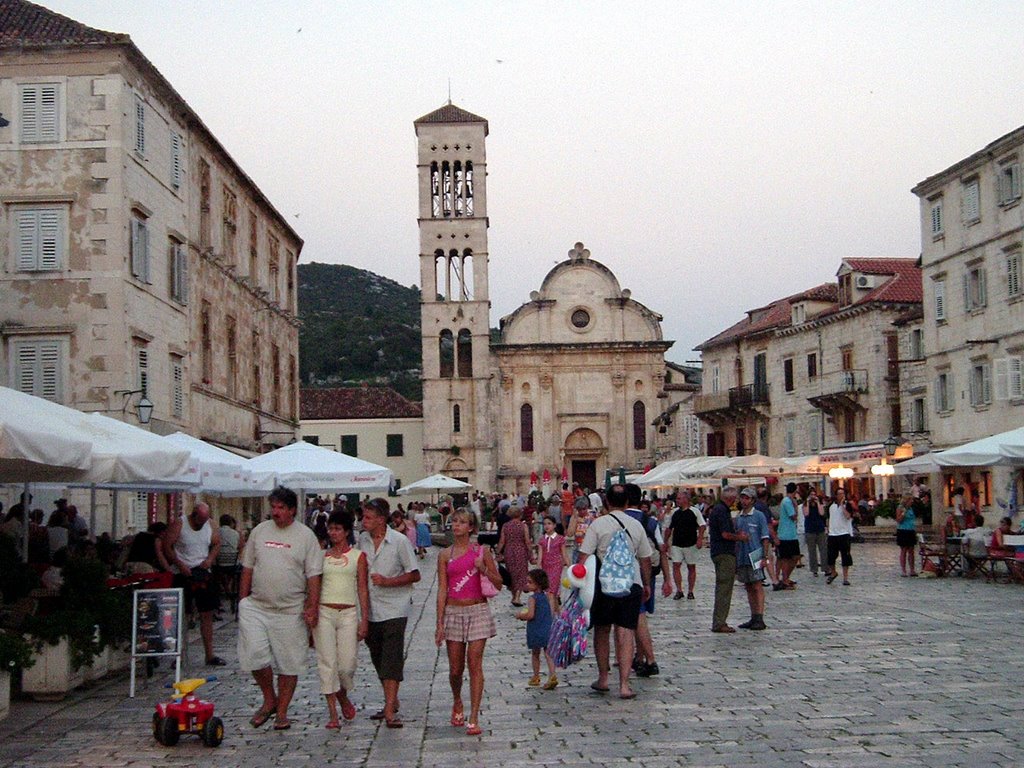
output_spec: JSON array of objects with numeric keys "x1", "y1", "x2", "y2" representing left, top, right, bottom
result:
[{"x1": 43, "y1": 0, "x2": 1024, "y2": 364}]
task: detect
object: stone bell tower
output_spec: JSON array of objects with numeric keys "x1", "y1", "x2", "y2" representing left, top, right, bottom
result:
[{"x1": 414, "y1": 103, "x2": 494, "y2": 488}]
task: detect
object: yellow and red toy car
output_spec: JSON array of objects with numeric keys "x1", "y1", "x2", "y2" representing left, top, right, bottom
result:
[{"x1": 153, "y1": 677, "x2": 223, "y2": 747}]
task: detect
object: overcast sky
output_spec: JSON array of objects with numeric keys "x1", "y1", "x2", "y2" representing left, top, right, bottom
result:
[{"x1": 45, "y1": 0, "x2": 1024, "y2": 363}]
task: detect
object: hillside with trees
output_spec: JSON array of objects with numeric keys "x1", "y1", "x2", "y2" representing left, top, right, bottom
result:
[{"x1": 297, "y1": 262, "x2": 422, "y2": 401}]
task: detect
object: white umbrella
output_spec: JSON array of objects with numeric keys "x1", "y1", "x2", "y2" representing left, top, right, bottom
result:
[
  {"x1": 0, "y1": 386, "x2": 93, "y2": 482},
  {"x1": 396, "y1": 473, "x2": 472, "y2": 495},
  {"x1": 714, "y1": 454, "x2": 789, "y2": 477},
  {"x1": 937, "y1": 426, "x2": 1024, "y2": 467},
  {"x1": 163, "y1": 432, "x2": 262, "y2": 496},
  {"x1": 246, "y1": 441, "x2": 392, "y2": 493},
  {"x1": 893, "y1": 453, "x2": 942, "y2": 476},
  {"x1": 74, "y1": 414, "x2": 197, "y2": 488}
]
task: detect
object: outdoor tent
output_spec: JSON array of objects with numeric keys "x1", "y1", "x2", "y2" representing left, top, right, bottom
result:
[
  {"x1": 163, "y1": 432, "x2": 274, "y2": 496},
  {"x1": 245, "y1": 441, "x2": 393, "y2": 493},
  {"x1": 0, "y1": 386, "x2": 93, "y2": 483},
  {"x1": 396, "y1": 474, "x2": 471, "y2": 495}
]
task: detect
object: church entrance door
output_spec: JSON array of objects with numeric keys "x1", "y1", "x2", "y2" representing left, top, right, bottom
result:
[{"x1": 571, "y1": 460, "x2": 596, "y2": 493}]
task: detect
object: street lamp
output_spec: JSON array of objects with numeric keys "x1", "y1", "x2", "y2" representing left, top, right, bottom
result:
[
  {"x1": 883, "y1": 435, "x2": 900, "y2": 457},
  {"x1": 114, "y1": 388, "x2": 153, "y2": 424}
]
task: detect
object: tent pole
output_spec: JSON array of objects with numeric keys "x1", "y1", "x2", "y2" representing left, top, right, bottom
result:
[
  {"x1": 112, "y1": 492, "x2": 119, "y2": 540},
  {"x1": 89, "y1": 484, "x2": 97, "y2": 541},
  {"x1": 21, "y1": 481, "x2": 30, "y2": 563}
]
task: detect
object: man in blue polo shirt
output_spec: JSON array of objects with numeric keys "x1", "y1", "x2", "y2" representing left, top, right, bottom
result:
[
  {"x1": 774, "y1": 483, "x2": 800, "y2": 590},
  {"x1": 734, "y1": 487, "x2": 771, "y2": 631}
]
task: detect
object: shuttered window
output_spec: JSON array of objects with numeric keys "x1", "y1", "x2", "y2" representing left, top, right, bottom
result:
[
  {"x1": 171, "y1": 132, "x2": 183, "y2": 189},
  {"x1": 14, "y1": 207, "x2": 65, "y2": 271},
  {"x1": 969, "y1": 362, "x2": 991, "y2": 406},
  {"x1": 934, "y1": 280, "x2": 946, "y2": 321},
  {"x1": 131, "y1": 215, "x2": 150, "y2": 283},
  {"x1": 934, "y1": 372, "x2": 953, "y2": 412},
  {"x1": 998, "y1": 162, "x2": 1021, "y2": 204},
  {"x1": 994, "y1": 357, "x2": 1024, "y2": 401},
  {"x1": 962, "y1": 180, "x2": 980, "y2": 224},
  {"x1": 964, "y1": 266, "x2": 987, "y2": 311},
  {"x1": 134, "y1": 95, "x2": 146, "y2": 155},
  {"x1": 169, "y1": 240, "x2": 188, "y2": 303},
  {"x1": 171, "y1": 358, "x2": 184, "y2": 418},
  {"x1": 136, "y1": 346, "x2": 149, "y2": 395},
  {"x1": 930, "y1": 201, "x2": 943, "y2": 236},
  {"x1": 12, "y1": 339, "x2": 64, "y2": 402},
  {"x1": 1008, "y1": 252, "x2": 1021, "y2": 299},
  {"x1": 19, "y1": 83, "x2": 60, "y2": 143}
]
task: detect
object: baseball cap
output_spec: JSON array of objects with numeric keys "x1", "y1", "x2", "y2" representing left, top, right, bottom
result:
[{"x1": 738, "y1": 487, "x2": 756, "y2": 498}]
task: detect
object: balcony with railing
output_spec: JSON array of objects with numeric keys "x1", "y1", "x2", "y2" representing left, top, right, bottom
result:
[
  {"x1": 729, "y1": 383, "x2": 770, "y2": 408},
  {"x1": 807, "y1": 369, "x2": 868, "y2": 414},
  {"x1": 694, "y1": 383, "x2": 770, "y2": 426}
]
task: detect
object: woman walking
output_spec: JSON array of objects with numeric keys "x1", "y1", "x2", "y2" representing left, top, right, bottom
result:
[
  {"x1": 895, "y1": 493, "x2": 918, "y2": 576},
  {"x1": 435, "y1": 508, "x2": 502, "y2": 736},
  {"x1": 314, "y1": 510, "x2": 369, "y2": 728},
  {"x1": 496, "y1": 505, "x2": 532, "y2": 606}
]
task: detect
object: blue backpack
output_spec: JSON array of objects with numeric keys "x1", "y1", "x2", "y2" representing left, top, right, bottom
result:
[{"x1": 598, "y1": 514, "x2": 638, "y2": 597}]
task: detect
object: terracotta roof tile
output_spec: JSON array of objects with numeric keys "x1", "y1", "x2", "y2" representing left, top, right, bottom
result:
[
  {"x1": 843, "y1": 258, "x2": 922, "y2": 304},
  {"x1": 696, "y1": 283, "x2": 836, "y2": 350},
  {"x1": 300, "y1": 387, "x2": 423, "y2": 421},
  {"x1": 0, "y1": 0, "x2": 126, "y2": 46}
]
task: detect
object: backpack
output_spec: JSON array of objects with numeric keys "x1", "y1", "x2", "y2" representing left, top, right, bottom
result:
[
  {"x1": 598, "y1": 514, "x2": 639, "y2": 598},
  {"x1": 639, "y1": 511, "x2": 661, "y2": 577}
]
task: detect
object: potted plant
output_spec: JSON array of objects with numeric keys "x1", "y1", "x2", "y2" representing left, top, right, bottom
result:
[{"x1": 22, "y1": 556, "x2": 131, "y2": 699}]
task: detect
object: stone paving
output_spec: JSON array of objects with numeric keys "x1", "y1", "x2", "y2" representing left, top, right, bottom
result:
[{"x1": 2, "y1": 542, "x2": 1023, "y2": 768}]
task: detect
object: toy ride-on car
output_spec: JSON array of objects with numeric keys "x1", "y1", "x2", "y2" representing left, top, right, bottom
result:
[{"x1": 153, "y1": 677, "x2": 223, "y2": 747}]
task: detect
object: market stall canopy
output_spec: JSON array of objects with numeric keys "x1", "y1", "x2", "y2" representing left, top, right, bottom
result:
[
  {"x1": 245, "y1": 441, "x2": 393, "y2": 493},
  {"x1": 636, "y1": 457, "x2": 734, "y2": 488},
  {"x1": 906, "y1": 426, "x2": 1024, "y2": 469},
  {"x1": 396, "y1": 474, "x2": 472, "y2": 495},
  {"x1": 893, "y1": 453, "x2": 942, "y2": 476},
  {"x1": 73, "y1": 414, "x2": 197, "y2": 488},
  {"x1": 0, "y1": 386, "x2": 93, "y2": 482},
  {"x1": 714, "y1": 454, "x2": 789, "y2": 477}
]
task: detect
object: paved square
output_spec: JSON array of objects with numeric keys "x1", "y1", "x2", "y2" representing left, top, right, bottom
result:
[{"x1": 2, "y1": 542, "x2": 1022, "y2": 767}]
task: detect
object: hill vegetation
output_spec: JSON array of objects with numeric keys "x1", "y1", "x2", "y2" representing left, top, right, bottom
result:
[{"x1": 297, "y1": 262, "x2": 423, "y2": 401}]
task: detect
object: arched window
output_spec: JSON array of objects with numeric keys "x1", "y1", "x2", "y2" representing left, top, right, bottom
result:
[
  {"x1": 430, "y1": 162, "x2": 440, "y2": 217},
  {"x1": 441, "y1": 161, "x2": 452, "y2": 217},
  {"x1": 633, "y1": 401, "x2": 647, "y2": 450},
  {"x1": 465, "y1": 161, "x2": 474, "y2": 216},
  {"x1": 454, "y1": 161, "x2": 464, "y2": 217},
  {"x1": 439, "y1": 330, "x2": 454, "y2": 378},
  {"x1": 433, "y1": 249, "x2": 447, "y2": 300},
  {"x1": 521, "y1": 403, "x2": 534, "y2": 453},
  {"x1": 457, "y1": 329, "x2": 472, "y2": 378},
  {"x1": 452, "y1": 404, "x2": 461, "y2": 433}
]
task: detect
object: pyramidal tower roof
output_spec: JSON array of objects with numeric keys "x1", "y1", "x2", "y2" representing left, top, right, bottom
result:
[
  {"x1": 0, "y1": 0, "x2": 128, "y2": 46},
  {"x1": 414, "y1": 103, "x2": 488, "y2": 135}
]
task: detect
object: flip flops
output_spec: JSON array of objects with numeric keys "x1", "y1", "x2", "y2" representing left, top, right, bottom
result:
[
  {"x1": 465, "y1": 722, "x2": 482, "y2": 736},
  {"x1": 590, "y1": 681, "x2": 610, "y2": 693},
  {"x1": 385, "y1": 716, "x2": 404, "y2": 729},
  {"x1": 250, "y1": 702, "x2": 277, "y2": 728},
  {"x1": 273, "y1": 719, "x2": 291, "y2": 731},
  {"x1": 325, "y1": 720, "x2": 341, "y2": 730},
  {"x1": 340, "y1": 699, "x2": 357, "y2": 721}
]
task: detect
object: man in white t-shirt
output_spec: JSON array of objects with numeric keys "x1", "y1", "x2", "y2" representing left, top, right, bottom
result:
[
  {"x1": 826, "y1": 487, "x2": 855, "y2": 586},
  {"x1": 578, "y1": 484, "x2": 653, "y2": 699},
  {"x1": 238, "y1": 487, "x2": 323, "y2": 731}
]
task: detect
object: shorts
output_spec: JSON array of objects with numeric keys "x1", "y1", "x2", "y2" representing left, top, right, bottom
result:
[
  {"x1": 827, "y1": 534, "x2": 853, "y2": 567},
  {"x1": 640, "y1": 575, "x2": 656, "y2": 615},
  {"x1": 777, "y1": 539, "x2": 801, "y2": 560},
  {"x1": 896, "y1": 529, "x2": 917, "y2": 548},
  {"x1": 173, "y1": 572, "x2": 219, "y2": 614},
  {"x1": 590, "y1": 569, "x2": 642, "y2": 630},
  {"x1": 670, "y1": 545, "x2": 699, "y2": 565},
  {"x1": 366, "y1": 617, "x2": 407, "y2": 682},
  {"x1": 443, "y1": 602, "x2": 496, "y2": 643},
  {"x1": 237, "y1": 598, "x2": 308, "y2": 676},
  {"x1": 735, "y1": 565, "x2": 765, "y2": 585}
]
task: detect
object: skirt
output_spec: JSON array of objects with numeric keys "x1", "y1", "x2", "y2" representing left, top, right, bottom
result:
[
  {"x1": 443, "y1": 601, "x2": 496, "y2": 643},
  {"x1": 416, "y1": 522, "x2": 432, "y2": 548}
]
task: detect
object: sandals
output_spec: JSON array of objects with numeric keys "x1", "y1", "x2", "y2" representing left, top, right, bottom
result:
[
  {"x1": 385, "y1": 716, "x2": 404, "y2": 729},
  {"x1": 465, "y1": 722, "x2": 482, "y2": 736},
  {"x1": 450, "y1": 708, "x2": 465, "y2": 726},
  {"x1": 369, "y1": 701, "x2": 398, "y2": 721},
  {"x1": 273, "y1": 718, "x2": 292, "y2": 730},
  {"x1": 340, "y1": 698, "x2": 357, "y2": 721},
  {"x1": 250, "y1": 702, "x2": 277, "y2": 728},
  {"x1": 325, "y1": 719, "x2": 341, "y2": 730}
]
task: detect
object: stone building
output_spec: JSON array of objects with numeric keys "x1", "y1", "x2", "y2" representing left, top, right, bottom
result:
[
  {"x1": 414, "y1": 104, "x2": 673, "y2": 493},
  {"x1": 694, "y1": 258, "x2": 921, "y2": 488},
  {"x1": 0, "y1": 1, "x2": 300, "y2": 528},
  {"x1": 651, "y1": 362, "x2": 704, "y2": 465},
  {"x1": 299, "y1": 387, "x2": 424, "y2": 493},
  {"x1": 911, "y1": 124, "x2": 1024, "y2": 512}
]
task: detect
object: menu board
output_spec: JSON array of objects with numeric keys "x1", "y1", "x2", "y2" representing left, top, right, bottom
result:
[{"x1": 132, "y1": 588, "x2": 183, "y2": 657}]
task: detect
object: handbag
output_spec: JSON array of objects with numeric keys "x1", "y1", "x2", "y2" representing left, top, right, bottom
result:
[{"x1": 476, "y1": 546, "x2": 501, "y2": 598}]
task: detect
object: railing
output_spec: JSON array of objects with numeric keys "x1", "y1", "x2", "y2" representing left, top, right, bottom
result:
[
  {"x1": 818, "y1": 369, "x2": 868, "y2": 395},
  {"x1": 729, "y1": 383, "x2": 770, "y2": 408}
]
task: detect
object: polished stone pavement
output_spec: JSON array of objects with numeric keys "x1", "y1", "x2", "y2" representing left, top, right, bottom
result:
[{"x1": 2, "y1": 542, "x2": 1022, "y2": 768}]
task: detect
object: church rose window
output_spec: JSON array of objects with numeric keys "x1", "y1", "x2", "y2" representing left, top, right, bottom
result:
[{"x1": 571, "y1": 309, "x2": 590, "y2": 328}]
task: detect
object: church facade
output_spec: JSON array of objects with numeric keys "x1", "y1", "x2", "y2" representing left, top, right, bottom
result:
[{"x1": 414, "y1": 104, "x2": 673, "y2": 493}]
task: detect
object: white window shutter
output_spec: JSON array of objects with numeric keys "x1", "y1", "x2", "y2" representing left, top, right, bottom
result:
[
  {"x1": 1009, "y1": 254, "x2": 1021, "y2": 298},
  {"x1": 1013, "y1": 164, "x2": 1022, "y2": 200},
  {"x1": 969, "y1": 368, "x2": 977, "y2": 406},
  {"x1": 978, "y1": 268, "x2": 987, "y2": 306},
  {"x1": 38, "y1": 209, "x2": 62, "y2": 269},
  {"x1": 135, "y1": 97, "x2": 146, "y2": 154},
  {"x1": 995, "y1": 358, "x2": 1010, "y2": 401},
  {"x1": 934, "y1": 281, "x2": 945, "y2": 320},
  {"x1": 38, "y1": 342, "x2": 61, "y2": 400},
  {"x1": 137, "y1": 347, "x2": 149, "y2": 394},
  {"x1": 983, "y1": 364, "x2": 992, "y2": 404},
  {"x1": 1011, "y1": 357, "x2": 1023, "y2": 400},
  {"x1": 963, "y1": 273, "x2": 971, "y2": 312},
  {"x1": 172, "y1": 362, "x2": 184, "y2": 418},
  {"x1": 171, "y1": 133, "x2": 183, "y2": 188},
  {"x1": 131, "y1": 219, "x2": 141, "y2": 277},
  {"x1": 16, "y1": 344, "x2": 38, "y2": 394},
  {"x1": 20, "y1": 86, "x2": 38, "y2": 141},
  {"x1": 15, "y1": 211, "x2": 38, "y2": 270},
  {"x1": 38, "y1": 85, "x2": 59, "y2": 141},
  {"x1": 178, "y1": 244, "x2": 188, "y2": 303}
]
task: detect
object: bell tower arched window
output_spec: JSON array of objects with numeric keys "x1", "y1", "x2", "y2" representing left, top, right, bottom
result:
[
  {"x1": 439, "y1": 330, "x2": 454, "y2": 378},
  {"x1": 465, "y1": 161, "x2": 474, "y2": 216},
  {"x1": 430, "y1": 162, "x2": 441, "y2": 217},
  {"x1": 454, "y1": 161, "x2": 464, "y2": 217},
  {"x1": 457, "y1": 329, "x2": 472, "y2": 378},
  {"x1": 521, "y1": 403, "x2": 534, "y2": 453},
  {"x1": 633, "y1": 401, "x2": 647, "y2": 450},
  {"x1": 442, "y1": 161, "x2": 452, "y2": 217}
]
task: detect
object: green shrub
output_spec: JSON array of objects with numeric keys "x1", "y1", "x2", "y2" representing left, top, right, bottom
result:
[{"x1": 0, "y1": 630, "x2": 34, "y2": 672}]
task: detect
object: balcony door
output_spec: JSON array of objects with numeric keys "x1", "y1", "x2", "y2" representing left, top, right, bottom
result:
[{"x1": 753, "y1": 353, "x2": 767, "y2": 400}]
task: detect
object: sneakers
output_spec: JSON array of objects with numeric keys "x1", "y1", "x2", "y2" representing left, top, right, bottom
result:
[
  {"x1": 542, "y1": 675, "x2": 558, "y2": 690},
  {"x1": 738, "y1": 618, "x2": 754, "y2": 629},
  {"x1": 527, "y1": 674, "x2": 541, "y2": 687},
  {"x1": 748, "y1": 618, "x2": 768, "y2": 630},
  {"x1": 636, "y1": 662, "x2": 659, "y2": 678}
]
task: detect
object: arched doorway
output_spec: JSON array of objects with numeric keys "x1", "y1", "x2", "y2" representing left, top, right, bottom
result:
[{"x1": 563, "y1": 428, "x2": 604, "y2": 494}]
